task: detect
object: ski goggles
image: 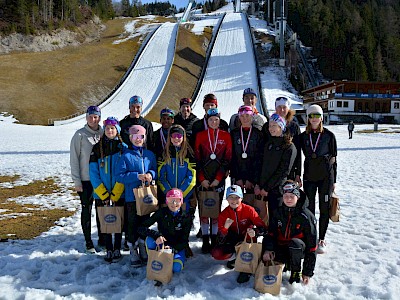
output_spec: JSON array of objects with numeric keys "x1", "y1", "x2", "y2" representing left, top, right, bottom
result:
[
  {"x1": 171, "y1": 133, "x2": 183, "y2": 139},
  {"x1": 103, "y1": 117, "x2": 119, "y2": 127},
  {"x1": 281, "y1": 182, "x2": 300, "y2": 197},
  {"x1": 160, "y1": 108, "x2": 175, "y2": 118},
  {"x1": 129, "y1": 96, "x2": 143, "y2": 107},
  {"x1": 130, "y1": 134, "x2": 145, "y2": 140},
  {"x1": 166, "y1": 198, "x2": 183, "y2": 205},
  {"x1": 238, "y1": 105, "x2": 254, "y2": 115},
  {"x1": 308, "y1": 113, "x2": 322, "y2": 119}
]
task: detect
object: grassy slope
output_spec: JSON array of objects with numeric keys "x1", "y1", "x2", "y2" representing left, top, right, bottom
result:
[{"x1": 0, "y1": 17, "x2": 170, "y2": 125}]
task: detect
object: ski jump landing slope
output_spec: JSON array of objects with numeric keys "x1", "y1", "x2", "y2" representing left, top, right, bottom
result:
[
  {"x1": 54, "y1": 22, "x2": 178, "y2": 126},
  {"x1": 191, "y1": 13, "x2": 259, "y2": 120}
]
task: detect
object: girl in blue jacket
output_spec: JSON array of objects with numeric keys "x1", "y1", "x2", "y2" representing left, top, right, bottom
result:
[
  {"x1": 158, "y1": 125, "x2": 196, "y2": 214},
  {"x1": 89, "y1": 116, "x2": 126, "y2": 262},
  {"x1": 117, "y1": 125, "x2": 157, "y2": 268}
]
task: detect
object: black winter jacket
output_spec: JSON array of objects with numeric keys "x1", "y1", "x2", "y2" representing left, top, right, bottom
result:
[
  {"x1": 138, "y1": 207, "x2": 191, "y2": 252},
  {"x1": 174, "y1": 113, "x2": 199, "y2": 141},
  {"x1": 259, "y1": 136, "x2": 296, "y2": 192},
  {"x1": 120, "y1": 115, "x2": 154, "y2": 151},
  {"x1": 299, "y1": 128, "x2": 337, "y2": 183},
  {"x1": 230, "y1": 126, "x2": 264, "y2": 185},
  {"x1": 262, "y1": 190, "x2": 317, "y2": 277}
]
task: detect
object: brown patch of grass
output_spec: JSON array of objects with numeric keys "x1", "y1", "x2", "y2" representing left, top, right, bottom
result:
[
  {"x1": 146, "y1": 24, "x2": 211, "y2": 121},
  {"x1": 0, "y1": 174, "x2": 20, "y2": 184},
  {"x1": 356, "y1": 129, "x2": 388, "y2": 133},
  {"x1": 0, "y1": 17, "x2": 167, "y2": 125},
  {"x1": 0, "y1": 177, "x2": 74, "y2": 240}
]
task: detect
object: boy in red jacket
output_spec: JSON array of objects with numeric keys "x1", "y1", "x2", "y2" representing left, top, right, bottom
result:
[{"x1": 211, "y1": 185, "x2": 267, "y2": 283}]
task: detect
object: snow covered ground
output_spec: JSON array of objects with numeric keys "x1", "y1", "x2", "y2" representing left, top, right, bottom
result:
[{"x1": 1, "y1": 4, "x2": 400, "y2": 300}]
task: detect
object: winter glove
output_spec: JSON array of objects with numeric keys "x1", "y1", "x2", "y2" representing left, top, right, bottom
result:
[
  {"x1": 110, "y1": 182, "x2": 124, "y2": 202},
  {"x1": 94, "y1": 183, "x2": 110, "y2": 201}
]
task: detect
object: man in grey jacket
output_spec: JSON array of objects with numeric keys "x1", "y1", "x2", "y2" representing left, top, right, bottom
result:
[{"x1": 70, "y1": 105, "x2": 103, "y2": 253}]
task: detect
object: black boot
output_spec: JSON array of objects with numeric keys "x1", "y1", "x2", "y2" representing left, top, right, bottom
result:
[
  {"x1": 210, "y1": 234, "x2": 217, "y2": 249},
  {"x1": 201, "y1": 235, "x2": 211, "y2": 254}
]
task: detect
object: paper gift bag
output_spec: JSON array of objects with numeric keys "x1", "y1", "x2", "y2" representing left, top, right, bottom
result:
[
  {"x1": 146, "y1": 246, "x2": 174, "y2": 284},
  {"x1": 97, "y1": 204, "x2": 124, "y2": 234},
  {"x1": 254, "y1": 260, "x2": 284, "y2": 295},
  {"x1": 243, "y1": 193, "x2": 255, "y2": 207},
  {"x1": 329, "y1": 192, "x2": 340, "y2": 222},
  {"x1": 234, "y1": 233, "x2": 263, "y2": 274},
  {"x1": 254, "y1": 195, "x2": 269, "y2": 226},
  {"x1": 134, "y1": 183, "x2": 158, "y2": 216},
  {"x1": 198, "y1": 190, "x2": 220, "y2": 218}
]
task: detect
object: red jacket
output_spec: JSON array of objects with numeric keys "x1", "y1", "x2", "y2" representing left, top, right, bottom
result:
[
  {"x1": 195, "y1": 128, "x2": 232, "y2": 183},
  {"x1": 218, "y1": 203, "x2": 267, "y2": 237}
]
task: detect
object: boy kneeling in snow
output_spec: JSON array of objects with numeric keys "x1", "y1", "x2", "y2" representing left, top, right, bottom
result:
[
  {"x1": 211, "y1": 185, "x2": 267, "y2": 283},
  {"x1": 262, "y1": 181, "x2": 317, "y2": 284},
  {"x1": 138, "y1": 188, "x2": 191, "y2": 285}
]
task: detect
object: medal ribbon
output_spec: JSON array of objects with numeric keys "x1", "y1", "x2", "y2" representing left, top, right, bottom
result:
[
  {"x1": 240, "y1": 126, "x2": 252, "y2": 155},
  {"x1": 208, "y1": 128, "x2": 219, "y2": 156},
  {"x1": 160, "y1": 131, "x2": 167, "y2": 149},
  {"x1": 309, "y1": 133, "x2": 321, "y2": 154},
  {"x1": 203, "y1": 118, "x2": 208, "y2": 130}
]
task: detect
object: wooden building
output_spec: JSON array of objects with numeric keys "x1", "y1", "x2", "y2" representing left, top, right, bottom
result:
[{"x1": 302, "y1": 81, "x2": 400, "y2": 124}]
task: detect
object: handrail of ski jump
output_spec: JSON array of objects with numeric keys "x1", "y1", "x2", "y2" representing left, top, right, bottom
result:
[
  {"x1": 181, "y1": 0, "x2": 194, "y2": 22},
  {"x1": 243, "y1": 13, "x2": 269, "y2": 117},
  {"x1": 191, "y1": 13, "x2": 226, "y2": 103},
  {"x1": 48, "y1": 23, "x2": 162, "y2": 125}
]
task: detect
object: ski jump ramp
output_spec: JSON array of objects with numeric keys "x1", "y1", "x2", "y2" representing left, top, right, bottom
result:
[{"x1": 54, "y1": 22, "x2": 178, "y2": 126}]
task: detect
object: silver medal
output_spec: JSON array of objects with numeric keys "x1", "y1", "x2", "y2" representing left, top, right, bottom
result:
[
  {"x1": 242, "y1": 152, "x2": 248, "y2": 159},
  {"x1": 210, "y1": 153, "x2": 216, "y2": 160}
]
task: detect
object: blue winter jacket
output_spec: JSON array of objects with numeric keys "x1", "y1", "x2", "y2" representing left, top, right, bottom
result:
[
  {"x1": 89, "y1": 137, "x2": 126, "y2": 201},
  {"x1": 117, "y1": 146, "x2": 157, "y2": 203},
  {"x1": 158, "y1": 146, "x2": 196, "y2": 201}
]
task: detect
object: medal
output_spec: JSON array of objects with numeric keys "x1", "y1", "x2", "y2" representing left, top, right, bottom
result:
[
  {"x1": 309, "y1": 133, "x2": 321, "y2": 159},
  {"x1": 208, "y1": 128, "x2": 219, "y2": 161},
  {"x1": 240, "y1": 126, "x2": 252, "y2": 160}
]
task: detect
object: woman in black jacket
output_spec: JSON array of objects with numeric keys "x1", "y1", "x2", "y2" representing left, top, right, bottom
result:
[
  {"x1": 260, "y1": 113, "x2": 297, "y2": 216},
  {"x1": 299, "y1": 104, "x2": 337, "y2": 254}
]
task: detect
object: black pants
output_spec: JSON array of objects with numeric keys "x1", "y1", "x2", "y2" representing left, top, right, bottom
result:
[
  {"x1": 266, "y1": 189, "x2": 282, "y2": 220},
  {"x1": 348, "y1": 130, "x2": 353, "y2": 139},
  {"x1": 125, "y1": 202, "x2": 150, "y2": 245},
  {"x1": 78, "y1": 181, "x2": 95, "y2": 245},
  {"x1": 274, "y1": 238, "x2": 305, "y2": 272},
  {"x1": 303, "y1": 179, "x2": 332, "y2": 241}
]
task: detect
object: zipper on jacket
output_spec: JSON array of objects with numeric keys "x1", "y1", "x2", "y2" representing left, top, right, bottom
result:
[
  {"x1": 234, "y1": 210, "x2": 240, "y2": 235},
  {"x1": 284, "y1": 211, "x2": 292, "y2": 240}
]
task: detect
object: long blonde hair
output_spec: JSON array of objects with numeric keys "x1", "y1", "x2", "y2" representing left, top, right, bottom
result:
[
  {"x1": 305, "y1": 119, "x2": 324, "y2": 134},
  {"x1": 162, "y1": 125, "x2": 194, "y2": 165}
]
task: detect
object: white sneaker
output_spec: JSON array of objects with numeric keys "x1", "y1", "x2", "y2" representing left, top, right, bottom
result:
[
  {"x1": 316, "y1": 240, "x2": 326, "y2": 254},
  {"x1": 130, "y1": 247, "x2": 142, "y2": 267},
  {"x1": 138, "y1": 238, "x2": 148, "y2": 264}
]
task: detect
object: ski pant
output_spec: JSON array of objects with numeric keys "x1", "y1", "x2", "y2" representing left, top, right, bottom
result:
[
  {"x1": 145, "y1": 237, "x2": 186, "y2": 273},
  {"x1": 266, "y1": 189, "x2": 282, "y2": 220},
  {"x1": 211, "y1": 231, "x2": 254, "y2": 261},
  {"x1": 303, "y1": 178, "x2": 332, "y2": 241},
  {"x1": 78, "y1": 181, "x2": 102, "y2": 245},
  {"x1": 348, "y1": 130, "x2": 353, "y2": 139},
  {"x1": 125, "y1": 202, "x2": 150, "y2": 245},
  {"x1": 274, "y1": 238, "x2": 305, "y2": 273}
]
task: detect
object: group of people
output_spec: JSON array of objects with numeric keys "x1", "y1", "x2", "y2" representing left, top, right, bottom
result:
[{"x1": 70, "y1": 88, "x2": 337, "y2": 286}]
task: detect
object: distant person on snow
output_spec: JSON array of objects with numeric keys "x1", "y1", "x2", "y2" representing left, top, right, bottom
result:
[
  {"x1": 120, "y1": 95, "x2": 154, "y2": 151},
  {"x1": 89, "y1": 116, "x2": 127, "y2": 263},
  {"x1": 348, "y1": 121, "x2": 354, "y2": 139},
  {"x1": 174, "y1": 98, "x2": 199, "y2": 143},
  {"x1": 229, "y1": 88, "x2": 267, "y2": 131},
  {"x1": 70, "y1": 105, "x2": 104, "y2": 253},
  {"x1": 299, "y1": 104, "x2": 337, "y2": 254},
  {"x1": 262, "y1": 180, "x2": 317, "y2": 285}
]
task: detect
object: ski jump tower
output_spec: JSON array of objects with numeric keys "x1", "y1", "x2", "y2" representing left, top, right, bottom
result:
[{"x1": 181, "y1": 0, "x2": 195, "y2": 22}]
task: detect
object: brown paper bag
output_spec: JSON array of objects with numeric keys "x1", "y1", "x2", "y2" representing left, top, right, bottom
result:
[
  {"x1": 329, "y1": 192, "x2": 340, "y2": 222},
  {"x1": 254, "y1": 195, "x2": 269, "y2": 226},
  {"x1": 146, "y1": 246, "x2": 174, "y2": 284},
  {"x1": 198, "y1": 190, "x2": 220, "y2": 218},
  {"x1": 254, "y1": 260, "x2": 284, "y2": 295},
  {"x1": 134, "y1": 183, "x2": 158, "y2": 216},
  {"x1": 243, "y1": 193, "x2": 255, "y2": 207},
  {"x1": 97, "y1": 205, "x2": 124, "y2": 234},
  {"x1": 234, "y1": 233, "x2": 263, "y2": 274}
]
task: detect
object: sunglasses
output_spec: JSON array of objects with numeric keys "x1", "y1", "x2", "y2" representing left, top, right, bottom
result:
[
  {"x1": 308, "y1": 113, "x2": 322, "y2": 119},
  {"x1": 130, "y1": 134, "x2": 145, "y2": 140},
  {"x1": 171, "y1": 133, "x2": 183, "y2": 139},
  {"x1": 166, "y1": 198, "x2": 181, "y2": 205}
]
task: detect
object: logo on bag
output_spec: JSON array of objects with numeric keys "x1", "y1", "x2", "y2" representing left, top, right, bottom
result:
[
  {"x1": 143, "y1": 195, "x2": 154, "y2": 204},
  {"x1": 204, "y1": 198, "x2": 216, "y2": 207},
  {"x1": 263, "y1": 275, "x2": 277, "y2": 285},
  {"x1": 240, "y1": 252, "x2": 253, "y2": 262},
  {"x1": 151, "y1": 260, "x2": 163, "y2": 271},
  {"x1": 104, "y1": 214, "x2": 117, "y2": 223}
]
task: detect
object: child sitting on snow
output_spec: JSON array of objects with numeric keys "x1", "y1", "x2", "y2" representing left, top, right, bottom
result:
[{"x1": 262, "y1": 180, "x2": 317, "y2": 284}]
